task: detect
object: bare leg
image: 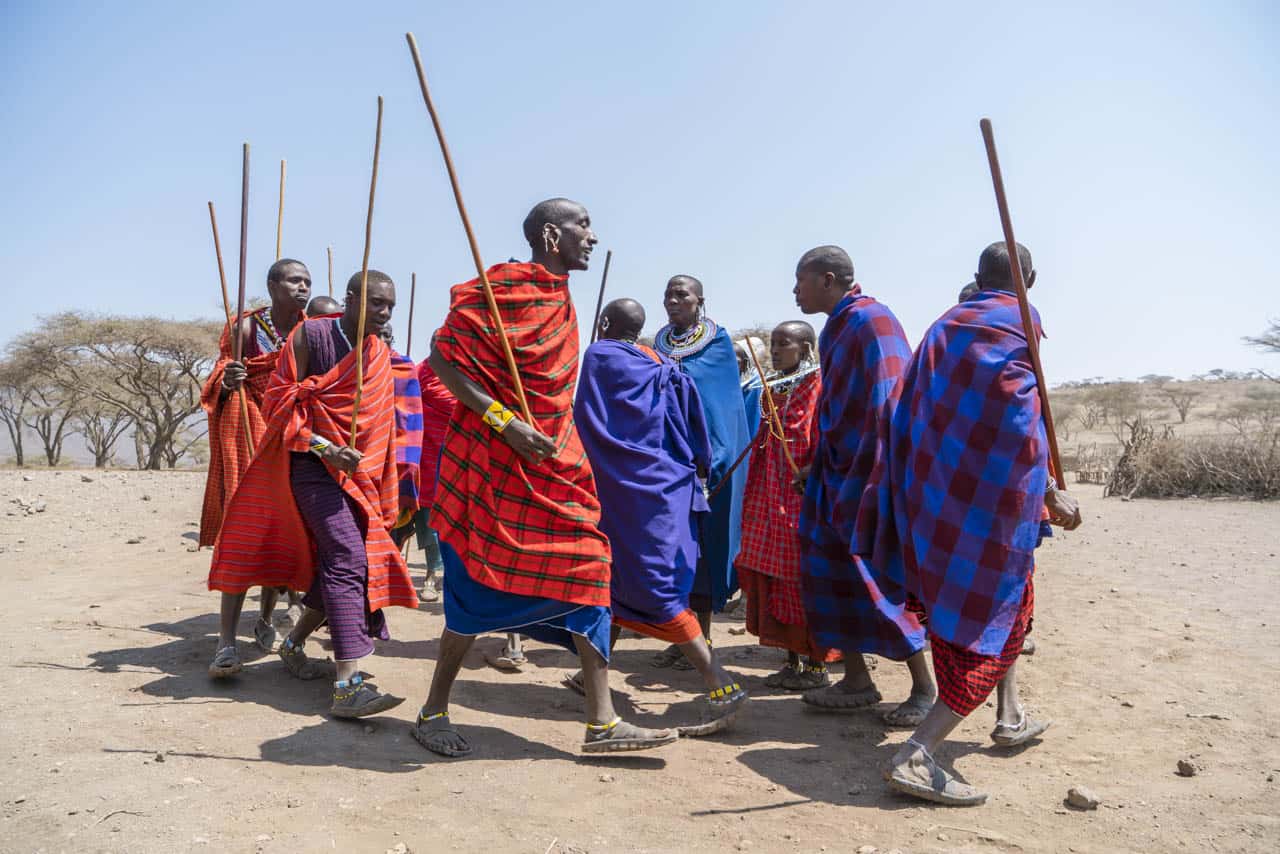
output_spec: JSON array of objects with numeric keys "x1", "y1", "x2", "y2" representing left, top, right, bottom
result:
[
  {"x1": 883, "y1": 702, "x2": 987, "y2": 805},
  {"x1": 422, "y1": 630, "x2": 476, "y2": 717},
  {"x1": 676, "y1": 636, "x2": 732, "y2": 692},
  {"x1": 574, "y1": 634, "x2": 617, "y2": 724},
  {"x1": 258, "y1": 587, "x2": 280, "y2": 621},
  {"x1": 836, "y1": 650, "x2": 876, "y2": 692},
  {"x1": 883, "y1": 650, "x2": 939, "y2": 727},
  {"x1": 217, "y1": 592, "x2": 247, "y2": 649},
  {"x1": 285, "y1": 607, "x2": 326, "y2": 647},
  {"x1": 995, "y1": 659, "x2": 1021, "y2": 727},
  {"x1": 696, "y1": 610, "x2": 712, "y2": 643},
  {"x1": 575, "y1": 634, "x2": 678, "y2": 751}
]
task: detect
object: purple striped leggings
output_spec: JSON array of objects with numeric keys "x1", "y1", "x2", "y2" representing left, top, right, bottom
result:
[{"x1": 289, "y1": 453, "x2": 388, "y2": 660}]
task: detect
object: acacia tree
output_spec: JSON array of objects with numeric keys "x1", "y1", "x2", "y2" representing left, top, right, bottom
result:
[
  {"x1": 22, "y1": 312, "x2": 220, "y2": 470},
  {"x1": 1245, "y1": 319, "x2": 1280, "y2": 383},
  {"x1": 74, "y1": 393, "x2": 134, "y2": 467},
  {"x1": 0, "y1": 357, "x2": 34, "y2": 466}
]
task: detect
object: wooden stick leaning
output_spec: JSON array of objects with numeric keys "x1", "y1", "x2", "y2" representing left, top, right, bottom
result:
[
  {"x1": 589, "y1": 249, "x2": 613, "y2": 344},
  {"x1": 349, "y1": 96, "x2": 384, "y2": 447},
  {"x1": 326, "y1": 246, "x2": 334, "y2": 297},
  {"x1": 746, "y1": 345, "x2": 799, "y2": 474},
  {"x1": 276, "y1": 159, "x2": 286, "y2": 260},
  {"x1": 404, "y1": 32, "x2": 533, "y2": 425},
  {"x1": 207, "y1": 201, "x2": 256, "y2": 456},
  {"x1": 406, "y1": 272, "x2": 417, "y2": 358},
  {"x1": 979, "y1": 118, "x2": 1064, "y2": 480},
  {"x1": 706, "y1": 438, "x2": 755, "y2": 504}
]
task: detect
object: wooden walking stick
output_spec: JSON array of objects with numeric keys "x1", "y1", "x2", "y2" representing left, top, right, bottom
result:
[
  {"x1": 706, "y1": 439, "x2": 755, "y2": 504},
  {"x1": 326, "y1": 246, "x2": 334, "y2": 297},
  {"x1": 208, "y1": 201, "x2": 255, "y2": 456},
  {"x1": 404, "y1": 32, "x2": 534, "y2": 425},
  {"x1": 275, "y1": 159, "x2": 286, "y2": 260},
  {"x1": 589, "y1": 249, "x2": 613, "y2": 344},
  {"x1": 979, "y1": 118, "x2": 1064, "y2": 480},
  {"x1": 406, "y1": 272, "x2": 417, "y2": 358},
  {"x1": 746, "y1": 343, "x2": 799, "y2": 474},
  {"x1": 348, "y1": 96, "x2": 384, "y2": 447}
]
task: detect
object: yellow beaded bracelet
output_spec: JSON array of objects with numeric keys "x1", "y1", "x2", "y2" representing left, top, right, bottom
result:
[{"x1": 482, "y1": 400, "x2": 516, "y2": 433}]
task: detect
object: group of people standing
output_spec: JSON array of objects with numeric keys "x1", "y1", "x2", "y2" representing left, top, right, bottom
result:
[{"x1": 198, "y1": 196, "x2": 1081, "y2": 806}]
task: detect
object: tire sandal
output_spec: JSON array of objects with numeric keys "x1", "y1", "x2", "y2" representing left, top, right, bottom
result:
[
  {"x1": 208, "y1": 645, "x2": 241, "y2": 679},
  {"x1": 678, "y1": 681, "x2": 750, "y2": 737},
  {"x1": 779, "y1": 663, "x2": 830, "y2": 692},
  {"x1": 485, "y1": 643, "x2": 527, "y2": 672},
  {"x1": 582, "y1": 717, "x2": 678, "y2": 754},
  {"x1": 561, "y1": 671, "x2": 586, "y2": 696},
  {"x1": 253, "y1": 618, "x2": 278, "y2": 653},
  {"x1": 990, "y1": 710, "x2": 1051, "y2": 747},
  {"x1": 764, "y1": 663, "x2": 800, "y2": 688},
  {"x1": 883, "y1": 693, "x2": 934, "y2": 728},
  {"x1": 801, "y1": 682, "x2": 882, "y2": 712},
  {"x1": 886, "y1": 738, "x2": 987, "y2": 806},
  {"x1": 411, "y1": 710, "x2": 473, "y2": 757},
  {"x1": 278, "y1": 638, "x2": 332, "y2": 680}
]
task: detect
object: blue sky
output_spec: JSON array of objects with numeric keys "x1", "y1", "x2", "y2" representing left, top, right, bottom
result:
[{"x1": 2, "y1": 1, "x2": 1277, "y2": 383}]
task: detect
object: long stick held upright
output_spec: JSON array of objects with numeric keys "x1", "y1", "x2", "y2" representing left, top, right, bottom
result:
[
  {"x1": 326, "y1": 246, "x2": 334, "y2": 297},
  {"x1": 589, "y1": 249, "x2": 613, "y2": 344},
  {"x1": 979, "y1": 118, "x2": 1064, "y2": 481},
  {"x1": 235, "y1": 143, "x2": 250, "y2": 366},
  {"x1": 275, "y1": 159, "x2": 286, "y2": 260},
  {"x1": 349, "y1": 96, "x2": 384, "y2": 447},
  {"x1": 746, "y1": 344, "x2": 798, "y2": 474},
  {"x1": 208, "y1": 201, "x2": 255, "y2": 456},
  {"x1": 406, "y1": 272, "x2": 417, "y2": 358},
  {"x1": 404, "y1": 32, "x2": 533, "y2": 425}
]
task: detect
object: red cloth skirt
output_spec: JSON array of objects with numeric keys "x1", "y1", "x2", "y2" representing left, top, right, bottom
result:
[
  {"x1": 740, "y1": 569, "x2": 841, "y2": 662},
  {"x1": 930, "y1": 577, "x2": 1034, "y2": 716}
]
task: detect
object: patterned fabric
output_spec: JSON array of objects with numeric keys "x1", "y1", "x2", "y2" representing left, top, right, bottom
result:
[
  {"x1": 574, "y1": 339, "x2": 711, "y2": 627},
  {"x1": 431, "y1": 262, "x2": 611, "y2": 607},
  {"x1": 655, "y1": 323, "x2": 750, "y2": 613},
  {"x1": 208, "y1": 319, "x2": 418, "y2": 613},
  {"x1": 878, "y1": 290, "x2": 1049, "y2": 655},
  {"x1": 198, "y1": 306, "x2": 300, "y2": 547},
  {"x1": 798, "y1": 290, "x2": 925, "y2": 660},
  {"x1": 292, "y1": 453, "x2": 390, "y2": 660},
  {"x1": 390, "y1": 352, "x2": 423, "y2": 526},
  {"x1": 739, "y1": 569, "x2": 840, "y2": 661},
  {"x1": 417, "y1": 358, "x2": 457, "y2": 505},
  {"x1": 932, "y1": 575, "x2": 1034, "y2": 715},
  {"x1": 736, "y1": 370, "x2": 821, "y2": 625},
  {"x1": 614, "y1": 609, "x2": 703, "y2": 645}
]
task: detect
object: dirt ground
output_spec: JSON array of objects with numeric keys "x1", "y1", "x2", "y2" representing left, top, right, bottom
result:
[{"x1": 1, "y1": 470, "x2": 1277, "y2": 854}]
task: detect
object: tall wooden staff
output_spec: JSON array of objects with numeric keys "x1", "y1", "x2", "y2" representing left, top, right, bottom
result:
[
  {"x1": 326, "y1": 246, "x2": 334, "y2": 297},
  {"x1": 405, "y1": 32, "x2": 533, "y2": 425},
  {"x1": 979, "y1": 118, "x2": 1064, "y2": 480},
  {"x1": 275, "y1": 159, "x2": 286, "y2": 260},
  {"x1": 406, "y1": 272, "x2": 417, "y2": 357},
  {"x1": 746, "y1": 344, "x2": 798, "y2": 474},
  {"x1": 349, "y1": 97, "x2": 384, "y2": 446},
  {"x1": 232, "y1": 143, "x2": 255, "y2": 456},
  {"x1": 589, "y1": 249, "x2": 613, "y2": 343},
  {"x1": 207, "y1": 201, "x2": 255, "y2": 456}
]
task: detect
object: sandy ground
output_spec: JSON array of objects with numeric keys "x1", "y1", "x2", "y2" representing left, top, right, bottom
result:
[{"x1": 1, "y1": 469, "x2": 1278, "y2": 854}]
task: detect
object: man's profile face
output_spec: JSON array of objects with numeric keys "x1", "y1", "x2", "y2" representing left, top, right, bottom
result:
[
  {"x1": 792, "y1": 266, "x2": 826, "y2": 315},
  {"x1": 269, "y1": 262, "x2": 312, "y2": 310},
  {"x1": 550, "y1": 205, "x2": 597, "y2": 272}
]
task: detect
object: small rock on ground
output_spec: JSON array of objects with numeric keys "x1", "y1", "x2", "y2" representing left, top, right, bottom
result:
[
  {"x1": 1067, "y1": 786, "x2": 1101, "y2": 810},
  {"x1": 1177, "y1": 758, "x2": 1201, "y2": 777}
]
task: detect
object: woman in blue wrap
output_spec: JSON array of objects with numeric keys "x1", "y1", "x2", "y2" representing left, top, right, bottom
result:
[{"x1": 653, "y1": 275, "x2": 751, "y2": 667}]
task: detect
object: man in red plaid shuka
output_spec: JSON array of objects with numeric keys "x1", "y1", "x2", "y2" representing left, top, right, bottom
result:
[
  {"x1": 735, "y1": 320, "x2": 841, "y2": 690},
  {"x1": 410, "y1": 199, "x2": 677, "y2": 758},
  {"x1": 877, "y1": 242, "x2": 1082, "y2": 806}
]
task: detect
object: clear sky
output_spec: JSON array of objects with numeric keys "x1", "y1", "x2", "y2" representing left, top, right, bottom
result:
[{"x1": 2, "y1": 1, "x2": 1277, "y2": 384}]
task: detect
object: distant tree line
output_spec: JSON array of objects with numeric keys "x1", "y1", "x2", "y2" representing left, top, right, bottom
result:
[{"x1": 0, "y1": 312, "x2": 220, "y2": 468}]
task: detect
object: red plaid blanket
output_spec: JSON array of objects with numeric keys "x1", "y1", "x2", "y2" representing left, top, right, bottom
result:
[{"x1": 431, "y1": 262, "x2": 610, "y2": 607}]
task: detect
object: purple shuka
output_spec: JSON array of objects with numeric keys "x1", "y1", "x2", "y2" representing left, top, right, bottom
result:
[
  {"x1": 290, "y1": 318, "x2": 388, "y2": 660},
  {"x1": 573, "y1": 340, "x2": 712, "y2": 625},
  {"x1": 875, "y1": 290, "x2": 1049, "y2": 656},
  {"x1": 799, "y1": 290, "x2": 926, "y2": 660}
]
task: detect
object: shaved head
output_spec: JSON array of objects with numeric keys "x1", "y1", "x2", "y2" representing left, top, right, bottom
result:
[
  {"x1": 268, "y1": 257, "x2": 307, "y2": 283},
  {"x1": 599, "y1": 298, "x2": 645, "y2": 341},
  {"x1": 522, "y1": 197, "x2": 587, "y2": 247},
  {"x1": 306, "y1": 295, "x2": 342, "y2": 316},
  {"x1": 775, "y1": 320, "x2": 816, "y2": 349},
  {"x1": 667, "y1": 274, "x2": 703, "y2": 297},
  {"x1": 976, "y1": 241, "x2": 1034, "y2": 290},
  {"x1": 345, "y1": 269, "x2": 394, "y2": 296},
  {"x1": 796, "y1": 245, "x2": 855, "y2": 287}
]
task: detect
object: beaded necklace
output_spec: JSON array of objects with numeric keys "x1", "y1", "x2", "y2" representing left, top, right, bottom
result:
[{"x1": 655, "y1": 317, "x2": 719, "y2": 360}]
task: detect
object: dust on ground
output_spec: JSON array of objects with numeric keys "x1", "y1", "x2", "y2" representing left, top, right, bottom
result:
[{"x1": 1, "y1": 470, "x2": 1277, "y2": 853}]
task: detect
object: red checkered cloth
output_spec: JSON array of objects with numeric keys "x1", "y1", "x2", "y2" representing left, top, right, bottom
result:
[
  {"x1": 932, "y1": 574, "x2": 1034, "y2": 716},
  {"x1": 736, "y1": 370, "x2": 821, "y2": 624},
  {"x1": 198, "y1": 307, "x2": 298, "y2": 547},
  {"x1": 431, "y1": 262, "x2": 611, "y2": 608}
]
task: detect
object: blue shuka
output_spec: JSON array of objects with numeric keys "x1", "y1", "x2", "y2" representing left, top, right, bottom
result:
[
  {"x1": 654, "y1": 320, "x2": 751, "y2": 612},
  {"x1": 574, "y1": 340, "x2": 711, "y2": 625}
]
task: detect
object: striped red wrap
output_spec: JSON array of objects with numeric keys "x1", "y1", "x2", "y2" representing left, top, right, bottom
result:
[
  {"x1": 431, "y1": 262, "x2": 611, "y2": 607},
  {"x1": 207, "y1": 327, "x2": 418, "y2": 612}
]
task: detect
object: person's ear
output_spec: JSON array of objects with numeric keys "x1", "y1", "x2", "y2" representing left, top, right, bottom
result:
[
  {"x1": 823, "y1": 272, "x2": 834, "y2": 290},
  {"x1": 1026, "y1": 269, "x2": 1037, "y2": 290},
  {"x1": 542, "y1": 223, "x2": 561, "y2": 254}
]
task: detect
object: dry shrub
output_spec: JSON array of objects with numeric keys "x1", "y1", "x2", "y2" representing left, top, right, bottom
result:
[{"x1": 1107, "y1": 420, "x2": 1280, "y2": 499}]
